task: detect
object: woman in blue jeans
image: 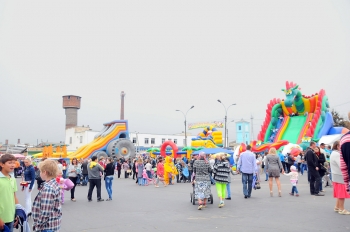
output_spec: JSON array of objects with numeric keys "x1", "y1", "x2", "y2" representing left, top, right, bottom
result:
[{"x1": 104, "y1": 158, "x2": 115, "y2": 201}]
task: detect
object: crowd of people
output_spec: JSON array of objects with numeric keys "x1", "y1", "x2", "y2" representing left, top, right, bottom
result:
[{"x1": 1, "y1": 132, "x2": 350, "y2": 231}]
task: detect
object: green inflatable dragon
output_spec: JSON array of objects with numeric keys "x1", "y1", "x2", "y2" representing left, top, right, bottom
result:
[{"x1": 257, "y1": 81, "x2": 348, "y2": 145}]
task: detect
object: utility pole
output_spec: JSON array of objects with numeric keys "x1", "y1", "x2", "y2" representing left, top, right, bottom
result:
[{"x1": 251, "y1": 114, "x2": 254, "y2": 141}]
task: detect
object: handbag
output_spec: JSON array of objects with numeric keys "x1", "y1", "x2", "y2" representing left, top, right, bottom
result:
[
  {"x1": 315, "y1": 154, "x2": 327, "y2": 172},
  {"x1": 319, "y1": 164, "x2": 327, "y2": 172}
]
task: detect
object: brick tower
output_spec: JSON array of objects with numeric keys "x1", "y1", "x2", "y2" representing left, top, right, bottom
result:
[
  {"x1": 120, "y1": 91, "x2": 125, "y2": 120},
  {"x1": 62, "y1": 95, "x2": 81, "y2": 129}
]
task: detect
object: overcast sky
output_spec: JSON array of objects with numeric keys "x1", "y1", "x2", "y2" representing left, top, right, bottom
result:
[{"x1": 1, "y1": 0, "x2": 350, "y2": 145}]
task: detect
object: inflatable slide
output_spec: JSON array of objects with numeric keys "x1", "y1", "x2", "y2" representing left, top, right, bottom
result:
[
  {"x1": 258, "y1": 81, "x2": 349, "y2": 143},
  {"x1": 68, "y1": 120, "x2": 135, "y2": 160}
]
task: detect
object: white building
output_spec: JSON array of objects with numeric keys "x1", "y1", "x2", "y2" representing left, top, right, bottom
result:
[
  {"x1": 129, "y1": 133, "x2": 196, "y2": 151},
  {"x1": 65, "y1": 126, "x2": 99, "y2": 151},
  {"x1": 65, "y1": 126, "x2": 196, "y2": 151}
]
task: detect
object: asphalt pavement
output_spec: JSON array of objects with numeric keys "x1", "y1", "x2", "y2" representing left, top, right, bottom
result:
[{"x1": 16, "y1": 172, "x2": 350, "y2": 232}]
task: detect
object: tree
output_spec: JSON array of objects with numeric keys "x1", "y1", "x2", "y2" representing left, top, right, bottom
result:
[{"x1": 331, "y1": 109, "x2": 350, "y2": 130}]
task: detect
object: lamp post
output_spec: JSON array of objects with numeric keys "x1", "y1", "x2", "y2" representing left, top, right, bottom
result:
[
  {"x1": 226, "y1": 120, "x2": 235, "y2": 147},
  {"x1": 176, "y1": 106, "x2": 194, "y2": 147},
  {"x1": 217, "y1": 100, "x2": 236, "y2": 148},
  {"x1": 135, "y1": 131, "x2": 139, "y2": 153}
]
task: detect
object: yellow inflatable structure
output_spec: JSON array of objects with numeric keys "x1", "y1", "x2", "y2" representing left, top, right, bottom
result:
[
  {"x1": 33, "y1": 145, "x2": 73, "y2": 159},
  {"x1": 191, "y1": 126, "x2": 223, "y2": 148}
]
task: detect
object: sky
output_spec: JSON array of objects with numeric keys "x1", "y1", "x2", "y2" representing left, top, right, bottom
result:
[{"x1": 0, "y1": 0, "x2": 350, "y2": 145}]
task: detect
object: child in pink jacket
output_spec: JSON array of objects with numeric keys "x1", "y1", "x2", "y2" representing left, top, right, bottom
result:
[
  {"x1": 284, "y1": 165, "x2": 299, "y2": 196},
  {"x1": 142, "y1": 169, "x2": 148, "y2": 186}
]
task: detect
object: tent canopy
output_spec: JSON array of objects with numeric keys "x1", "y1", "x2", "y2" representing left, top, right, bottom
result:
[{"x1": 318, "y1": 134, "x2": 343, "y2": 146}]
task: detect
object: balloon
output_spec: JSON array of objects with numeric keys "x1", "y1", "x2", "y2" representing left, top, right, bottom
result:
[
  {"x1": 64, "y1": 178, "x2": 74, "y2": 190},
  {"x1": 290, "y1": 148, "x2": 301, "y2": 157}
]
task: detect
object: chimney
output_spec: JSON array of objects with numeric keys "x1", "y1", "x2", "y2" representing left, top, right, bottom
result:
[
  {"x1": 18, "y1": 139, "x2": 20, "y2": 144},
  {"x1": 120, "y1": 91, "x2": 126, "y2": 120},
  {"x1": 62, "y1": 95, "x2": 81, "y2": 129},
  {"x1": 5, "y1": 139, "x2": 8, "y2": 145}
]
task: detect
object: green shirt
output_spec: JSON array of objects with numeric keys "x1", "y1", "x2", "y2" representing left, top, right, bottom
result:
[{"x1": 0, "y1": 171, "x2": 17, "y2": 223}]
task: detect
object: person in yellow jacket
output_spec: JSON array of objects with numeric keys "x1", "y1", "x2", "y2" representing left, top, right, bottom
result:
[{"x1": 164, "y1": 156, "x2": 178, "y2": 185}]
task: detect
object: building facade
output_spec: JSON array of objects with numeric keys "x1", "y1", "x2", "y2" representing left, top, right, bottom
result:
[
  {"x1": 65, "y1": 127, "x2": 196, "y2": 151},
  {"x1": 65, "y1": 126, "x2": 99, "y2": 151},
  {"x1": 235, "y1": 119, "x2": 250, "y2": 145},
  {"x1": 129, "y1": 133, "x2": 196, "y2": 152}
]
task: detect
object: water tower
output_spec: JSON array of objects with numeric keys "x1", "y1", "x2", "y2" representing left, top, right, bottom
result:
[{"x1": 62, "y1": 95, "x2": 81, "y2": 129}]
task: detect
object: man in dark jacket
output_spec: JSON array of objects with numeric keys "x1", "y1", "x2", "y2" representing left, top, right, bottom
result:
[
  {"x1": 87, "y1": 156, "x2": 105, "y2": 202},
  {"x1": 305, "y1": 141, "x2": 324, "y2": 196},
  {"x1": 81, "y1": 159, "x2": 89, "y2": 186},
  {"x1": 116, "y1": 160, "x2": 122, "y2": 178}
]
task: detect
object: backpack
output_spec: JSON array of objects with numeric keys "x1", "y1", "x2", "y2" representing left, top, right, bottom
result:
[{"x1": 182, "y1": 166, "x2": 189, "y2": 177}]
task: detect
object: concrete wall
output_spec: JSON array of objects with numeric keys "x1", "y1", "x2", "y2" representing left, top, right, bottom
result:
[{"x1": 63, "y1": 95, "x2": 81, "y2": 129}]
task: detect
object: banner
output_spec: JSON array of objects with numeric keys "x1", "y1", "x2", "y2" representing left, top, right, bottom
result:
[{"x1": 188, "y1": 121, "x2": 224, "y2": 130}]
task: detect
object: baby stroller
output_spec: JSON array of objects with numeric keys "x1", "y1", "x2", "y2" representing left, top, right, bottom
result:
[{"x1": 190, "y1": 173, "x2": 214, "y2": 205}]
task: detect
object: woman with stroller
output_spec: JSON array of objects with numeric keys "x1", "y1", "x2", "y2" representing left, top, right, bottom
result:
[{"x1": 193, "y1": 152, "x2": 212, "y2": 210}]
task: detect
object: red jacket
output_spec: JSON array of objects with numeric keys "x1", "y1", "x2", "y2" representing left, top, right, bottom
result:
[{"x1": 157, "y1": 163, "x2": 164, "y2": 176}]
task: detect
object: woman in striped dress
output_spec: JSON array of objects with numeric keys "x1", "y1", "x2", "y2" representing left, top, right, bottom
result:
[{"x1": 213, "y1": 154, "x2": 230, "y2": 208}]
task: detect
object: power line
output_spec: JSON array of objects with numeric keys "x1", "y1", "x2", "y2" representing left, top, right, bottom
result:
[{"x1": 333, "y1": 101, "x2": 350, "y2": 107}]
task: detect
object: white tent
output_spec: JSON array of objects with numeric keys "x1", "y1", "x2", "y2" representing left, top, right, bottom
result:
[{"x1": 318, "y1": 134, "x2": 343, "y2": 146}]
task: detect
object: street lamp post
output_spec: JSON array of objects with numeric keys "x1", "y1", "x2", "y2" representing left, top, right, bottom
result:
[
  {"x1": 176, "y1": 106, "x2": 194, "y2": 147},
  {"x1": 226, "y1": 120, "x2": 234, "y2": 147},
  {"x1": 217, "y1": 100, "x2": 236, "y2": 148}
]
